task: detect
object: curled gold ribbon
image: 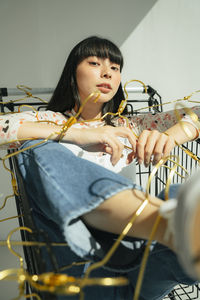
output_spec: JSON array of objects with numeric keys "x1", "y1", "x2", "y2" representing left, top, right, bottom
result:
[
  {"x1": 100, "y1": 79, "x2": 147, "y2": 137},
  {"x1": 7, "y1": 226, "x2": 33, "y2": 269},
  {"x1": 0, "y1": 268, "x2": 128, "y2": 296},
  {"x1": 174, "y1": 102, "x2": 200, "y2": 140},
  {"x1": 1, "y1": 84, "x2": 200, "y2": 299},
  {"x1": 133, "y1": 155, "x2": 189, "y2": 300},
  {"x1": 0, "y1": 85, "x2": 48, "y2": 105},
  {"x1": 58, "y1": 91, "x2": 101, "y2": 141}
]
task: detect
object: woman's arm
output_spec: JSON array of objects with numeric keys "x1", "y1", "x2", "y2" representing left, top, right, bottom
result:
[
  {"x1": 0, "y1": 109, "x2": 137, "y2": 165},
  {"x1": 18, "y1": 121, "x2": 138, "y2": 166},
  {"x1": 3, "y1": 109, "x2": 198, "y2": 167},
  {"x1": 164, "y1": 120, "x2": 198, "y2": 144},
  {"x1": 125, "y1": 107, "x2": 200, "y2": 166},
  {"x1": 127, "y1": 106, "x2": 200, "y2": 137},
  {"x1": 17, "y1": 121, "x2": 64, "y2": 141},
  {"x1": 0, "y1": 111, "x2": 67, "y2": 149},
  {"x1": 134, "y1": 120, "x2": 197, "y2": 167}
]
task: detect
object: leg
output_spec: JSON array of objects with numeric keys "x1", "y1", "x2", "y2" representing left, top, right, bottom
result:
[
  {"x1": 82, "y1": 188, "x2": 173, "y2": 249},
  {"x1": 125, "y1": 184, "x2": 197, "y2": 300},
  {"x1": 17, "y1": 140, "x2": 199, "y2": 300},
  {"x1": 18, "y1": 140, "x2": 171, "y2": 252}
]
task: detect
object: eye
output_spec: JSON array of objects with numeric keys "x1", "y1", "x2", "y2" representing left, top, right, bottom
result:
[
  {"x1": 88, "y1": 61, "x2": 99, "y2": 66},
  {"x1": 111, "y1": 65, "x2": 120, "y2": 71}
]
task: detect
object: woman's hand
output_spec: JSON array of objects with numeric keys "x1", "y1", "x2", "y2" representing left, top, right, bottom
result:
[
  {"x1": 65, "y1": 125, "x2": 137, "y2": 166},
  {"x1": 135, "y1": 129, "x2": 176, "y2": 167},
  {"x1": 66, "y1": 127, "x2": 176, "y2": 167},
  {"x1": 19, "y1": 122, "x2": 177, "y2": 167}
]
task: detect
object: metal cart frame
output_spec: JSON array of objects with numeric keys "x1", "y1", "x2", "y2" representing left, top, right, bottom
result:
[{"x1": 0, "y1": 86, "x2": 200, "y2": 299}]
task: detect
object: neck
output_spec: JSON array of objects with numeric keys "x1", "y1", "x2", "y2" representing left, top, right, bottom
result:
[{"x1": 75, "y1": 102, "x2": 103, "y2": 120}]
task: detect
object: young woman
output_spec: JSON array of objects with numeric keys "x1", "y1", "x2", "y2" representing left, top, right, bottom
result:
[{"x1": 1, "y1": 36, "x2": 200, "y2": 299}]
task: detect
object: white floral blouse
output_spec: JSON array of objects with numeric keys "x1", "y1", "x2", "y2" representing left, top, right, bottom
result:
[{"x1": 0, "y1": 107, "x2": 199, "y2": 179}]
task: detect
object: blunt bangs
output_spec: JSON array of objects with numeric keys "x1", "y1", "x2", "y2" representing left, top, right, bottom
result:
[{"x1": 75, "y1": 36, "x2": 123, "y2": 70}]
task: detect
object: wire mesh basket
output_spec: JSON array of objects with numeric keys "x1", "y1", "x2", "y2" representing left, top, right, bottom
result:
[
  {"x1": 135, "y1": 140, "x2": 200, "y2": 300},
  {"x1": 1, "y1": 86, "x2": 199, "y2": 299},
  {"x1": 164, "y1": 284, "x2": 200, "y2": 300}
]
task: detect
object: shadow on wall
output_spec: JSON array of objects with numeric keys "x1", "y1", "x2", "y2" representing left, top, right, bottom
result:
[
  {"x1": 41, "y1": 0, "x2": 159, "y2": 46},
  {"x1": 0, "y1": 0, "x2": 158, "y2": 86}
]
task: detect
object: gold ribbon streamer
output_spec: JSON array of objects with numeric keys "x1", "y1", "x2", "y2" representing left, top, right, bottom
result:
[
  {"x1": 174, "y1": 102, "x2": 200, "y2": 140},
  {"x1": 101, "y1": 79, "x2": 147, "y2": 127},
  {"x1": 0, "y1": 85, "x2": 48, "y2": 105},
  {"x1": 58, "y1": 91, "x2": 101, "y2": 141},
  {"x1": 131, "y1": 89, "x2": 200, "y2": 113},
  {"x1": 133, "y1": 155, "x2": 189, "y2": 300},
  {"x1": 0, "y1": 83, "x2": 200, "y2": 299}
]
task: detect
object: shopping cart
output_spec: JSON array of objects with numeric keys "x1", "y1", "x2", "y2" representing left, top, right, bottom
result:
[
  {"x1": 129, "y1": 88, "x2": 200, "y2": 300},
  {"x1": 0, "y1": 86, "x2": 200, "y2": 299}
]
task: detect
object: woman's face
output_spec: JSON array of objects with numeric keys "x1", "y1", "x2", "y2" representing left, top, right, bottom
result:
[{"x1": 76, "y1": 56, "x2": 121, "y2": 104}]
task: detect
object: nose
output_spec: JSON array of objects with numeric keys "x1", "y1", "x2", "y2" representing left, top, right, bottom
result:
[{"x1": 101, "y1": 66, "x2": 112, "y2": 79}]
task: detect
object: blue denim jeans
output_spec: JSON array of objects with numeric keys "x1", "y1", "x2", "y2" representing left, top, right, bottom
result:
[{"x1": 17, "y1": 140, "x2": 196, "y2": 300}]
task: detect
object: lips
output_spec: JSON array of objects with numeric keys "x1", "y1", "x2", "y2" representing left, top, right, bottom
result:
[{"x1": 96, "y1": 83, "x2": 112, "y2": 90}]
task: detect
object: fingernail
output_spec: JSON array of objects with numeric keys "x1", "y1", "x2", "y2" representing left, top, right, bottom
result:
[
  {"x1": 138, "y1": 159, "x2": 142, "y2": 165},
  {"x1": 153, "y1": 155, "x2": 160, "y2": 165}
]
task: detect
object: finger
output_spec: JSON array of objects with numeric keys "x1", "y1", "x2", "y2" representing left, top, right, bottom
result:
[
  {"x1": 136, "y1": 130, "x2": 150, "y2": 165},
  {"x1": 152, "y1": 134, "x2": 176, "y2": 164},
  {"x1": 104, "y1": 136, "x2": 124, "y2": 165},
  {"x1": 162, "y1": 136, "x2": 176, "y2": 158},
  {"x1": 103, "y1": 144, "x2": 112, "y2": 154},
  {"x1": 125, "y1": 128, "x2": 137, "y2": 152},
  {"x1": 126, "y1": 151, "x2": 135, "y2": 164},
  {"x1": 152, "y1": 133, "x2": 168, "y2": 165},
  {"x1": 143, "y1": 130, "x2": 162, "y2": 166},
  {"x1": 113, "y1": 127, "x2": 137, "y2": 152}
]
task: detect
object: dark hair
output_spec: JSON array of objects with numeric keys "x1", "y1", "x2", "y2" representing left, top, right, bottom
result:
[{"x1": 47, "y1": 36, "x2": 127, "y2": 122}]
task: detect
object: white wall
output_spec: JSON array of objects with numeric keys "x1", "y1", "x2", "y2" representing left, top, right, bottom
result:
[
  {"x1": 121, "y1": 0, "x2": 200, "y2": 110},
  {"x1": 0, "y1": 0, "x2": 157, "y2": 88}
]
